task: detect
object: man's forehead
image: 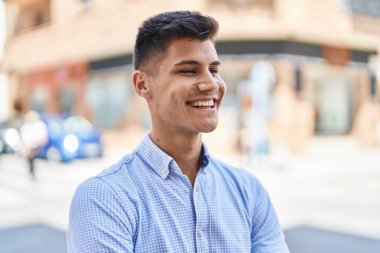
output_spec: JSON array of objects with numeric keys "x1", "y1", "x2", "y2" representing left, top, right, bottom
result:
[{"x1": 165, "y1": 38, "x2": 219, "y2": 63}]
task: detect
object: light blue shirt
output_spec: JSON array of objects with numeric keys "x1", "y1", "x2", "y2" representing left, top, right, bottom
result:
[{"x1": 67, "y1": 134, "x2": 289, "y2": 252}]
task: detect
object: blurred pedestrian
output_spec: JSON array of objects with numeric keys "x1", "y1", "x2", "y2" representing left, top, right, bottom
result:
[
  {"x1": 8, "y1": 100, "x2": 24, "y2": 129},
  {"x1": 19, "y1": 111, "x2": 48, "y2": 179},
  {"x1": 238, "y1": 61, "x2": 276, "y2": 168},
  {"x1": 68, "y1": 11, "x2": 289, "y2": 253}
]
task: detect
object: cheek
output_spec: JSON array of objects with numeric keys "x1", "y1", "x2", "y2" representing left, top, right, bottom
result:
[
  {"x1": 156, "y1": 88, "x2": 183, "y2": 113},
  {"x1": 167, "y1": 84, "x2": 187, "y2": 103},
  {"x1": 218, "y1": 78, "x2": 227, "y2": 98},
  {"x1": 169, "y1": 91, "x2": 177, "y2": 101}
]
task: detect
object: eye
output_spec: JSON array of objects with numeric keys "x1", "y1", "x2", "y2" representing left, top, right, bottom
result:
[
  {"x1": 178, "y1": 69, "x2": 196, "y2": 75},
  {"x1": 209, "y1": 68, "x2": 219, "y2": 75}
]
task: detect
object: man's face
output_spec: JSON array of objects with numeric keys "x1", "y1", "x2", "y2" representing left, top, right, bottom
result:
[{"x1": 145, "y1": 38, "x2": 226, "y2": 135}]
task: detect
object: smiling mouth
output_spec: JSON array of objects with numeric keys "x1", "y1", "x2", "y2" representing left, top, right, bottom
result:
[{"x1": 187, "y1": 99, "x2": 216, "y2": 109}]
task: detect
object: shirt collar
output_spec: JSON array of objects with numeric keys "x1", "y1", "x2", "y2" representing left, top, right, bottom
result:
[
  {"x1": 136, "y1": 133, "x2": 211, "y2": 179},
  {"x1": 199, "y1": 145, "x2": 210, "y2": 170},
  {"x1": 136, "y1": 133, "x2": 173, "y2": 179}
]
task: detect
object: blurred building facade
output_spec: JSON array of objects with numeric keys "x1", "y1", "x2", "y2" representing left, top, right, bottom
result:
[
  {"x1": 2, "y1": 0, "x2": 380, "y2": 151},
  {"x1": 0, "y1": 0, "x2": 9, "y2": 122}
]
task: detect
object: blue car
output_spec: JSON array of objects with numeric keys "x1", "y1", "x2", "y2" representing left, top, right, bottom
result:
[{"x1": 37, "y1": 114, "x2": 103, "y2": 162}]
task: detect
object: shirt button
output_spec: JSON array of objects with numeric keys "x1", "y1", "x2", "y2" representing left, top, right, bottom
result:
[
  {"x1": 197, "y1": 229, "x2": 203, "y2": 237},
  {"x1": 185, "y1": 188, "x2": 190, "y2": 193}
]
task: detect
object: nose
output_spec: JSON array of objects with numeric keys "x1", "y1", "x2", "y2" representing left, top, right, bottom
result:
[{"x1": 197, "y1": 72, "x2": 220, "y2": 92}]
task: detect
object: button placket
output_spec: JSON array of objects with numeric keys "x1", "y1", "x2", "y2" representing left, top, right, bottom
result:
[
  {"x1": 197, "y1": 228, "x2": 203, "y2": 237},
  {"x1": 170, "y1": 162, "x2": 193, "y2": 196},
  {"x1": 193, "y1": 175, "x2": 209, "y2": 252}
]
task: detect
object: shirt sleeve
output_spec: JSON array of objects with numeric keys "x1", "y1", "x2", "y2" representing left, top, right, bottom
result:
[
  {"x1": 67, "y1": 177, "x2": 135, "y2": 253},
  {"x1": 250, "y1": 178, "x2": 290, "y2": 253}
]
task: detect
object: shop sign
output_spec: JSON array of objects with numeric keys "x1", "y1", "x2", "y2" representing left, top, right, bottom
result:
[{"x1": 323, "y1": 46, "x2": 351, "y2": 66}]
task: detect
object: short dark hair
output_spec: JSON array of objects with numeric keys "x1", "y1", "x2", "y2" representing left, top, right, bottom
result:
[{"x1": 133, "y1": 11, "x2": 219, "y2": 70}]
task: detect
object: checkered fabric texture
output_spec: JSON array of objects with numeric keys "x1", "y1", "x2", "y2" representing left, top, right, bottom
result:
[{"x1": 67, "y1": 134, "x2": 289, "y2": 253}]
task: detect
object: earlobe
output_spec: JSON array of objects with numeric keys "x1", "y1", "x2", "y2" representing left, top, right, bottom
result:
[{"x1": 133, "y1": 71, "x2": 151, "y2": 99}]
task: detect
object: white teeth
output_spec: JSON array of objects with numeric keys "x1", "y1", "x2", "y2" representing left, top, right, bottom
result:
[{"x1": 190, "y1": 100, "x2": 214, "y2": 107}]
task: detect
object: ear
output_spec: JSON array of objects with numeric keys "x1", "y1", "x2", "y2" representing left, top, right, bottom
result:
[{"x1": 132, "y1": 70, "x2": 152, "y2": 99}]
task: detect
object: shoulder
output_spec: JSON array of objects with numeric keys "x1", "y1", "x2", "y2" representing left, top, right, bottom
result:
[
  {"x1": 68, "y1": 155, "x2": 138, "y2": 252},
  {"x1": 97, "y1": 153, "x2": 133, "y2": 179},
  {"x1": 73, "y1": 152, "x2": 139, "y2": 204},
  {"x1": 70, "y1": 153, "x2": 142, "y2": 225}
]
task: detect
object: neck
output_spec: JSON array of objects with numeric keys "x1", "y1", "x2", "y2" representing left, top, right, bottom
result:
[{"x1": 149, "y1": 128, "x2": 202, "y2": 186}]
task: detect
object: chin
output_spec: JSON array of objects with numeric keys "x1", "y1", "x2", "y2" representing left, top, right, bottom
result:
[
  {"x1": 202, "y1": 128, "x2": 217, "y2": 133},
  {"x1": 199, "y1": 123, "x2": 218, "y2": 133}
]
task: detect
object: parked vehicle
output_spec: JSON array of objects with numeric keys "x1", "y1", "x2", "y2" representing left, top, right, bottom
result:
[
  {"x1": 36, "y1": 114, "x2": 103, "y2": 162},
  {"x1": 0, "y1": 121, "x2": 22, "y2": 154}
]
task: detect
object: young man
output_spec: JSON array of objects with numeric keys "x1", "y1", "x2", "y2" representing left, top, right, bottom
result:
[{"x1": 67, "y1": 11, "x2": 289, "y2": 253}]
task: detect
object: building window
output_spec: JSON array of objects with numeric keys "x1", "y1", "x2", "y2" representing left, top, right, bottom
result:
[
  {"x1": 343, "y1": 0, "x2": 380, "y2": 35},
  {"x1": 14, "y1": 0, "x2": 51, "y2": 33},
  {"x1": 86, "y1": 74, "x2": 130, "y2": 129},
  {"x1": 80, "y1": 0, "x2": 93, "y2": 11},
  {"x1": 344, "y1": 0, "x2": 380, "y2": 18},
  {"x1": 31, "y1": 87, "x2": 48, "y2": 114},
  {"x1": 59, "y1": 86, "x2": 75, "y2": 113}
]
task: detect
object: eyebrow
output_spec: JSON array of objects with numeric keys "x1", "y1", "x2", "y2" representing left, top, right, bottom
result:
[{"x1": 174, "y1": 60, "x2": 221, "y2": 66}]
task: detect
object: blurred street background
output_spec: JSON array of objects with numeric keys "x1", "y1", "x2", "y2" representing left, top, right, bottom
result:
[{"x1": 1, "y1": 0, "x2": 380, "y2": 252}]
